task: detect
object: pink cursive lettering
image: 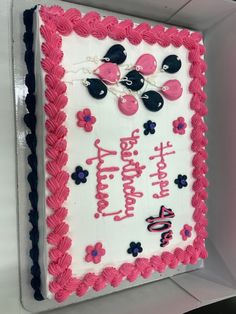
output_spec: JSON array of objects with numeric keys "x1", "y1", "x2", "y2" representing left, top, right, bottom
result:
[
  {"x1": 114, "y1": 129, "x2": 146, "y2": 221},
  {"x1": 149, "y1": 141, "x2": 175, "y2": 199},
  {"x1": 86, "y1": 139, "x2": 121, "y2": 219}
]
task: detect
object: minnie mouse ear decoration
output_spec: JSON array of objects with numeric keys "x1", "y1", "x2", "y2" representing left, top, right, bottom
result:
[
  {"x1": 102, "y1": 44, "x2": 127, "y2": 65},
  {"x1": 161, "y1": 79, "x2": 183, "y2": 100},
  {"x1": 141, "y1": 90, "x2": 164, "y2": 112},
  {"x1": 120, "y1": 70, "x2": 144, "y2": 91},
  {"x1": 135, "y1": 54, "x2": 157, "y2": 75},
  {"x1": 162, "y1": 55, "x2": 182, "y2": 73},
  {"x1": 84, "y1": 78, "x2": 108, "y2": 99},
  {"x1": 94, "y1": 62, "x2": 121, "y2": 85}
]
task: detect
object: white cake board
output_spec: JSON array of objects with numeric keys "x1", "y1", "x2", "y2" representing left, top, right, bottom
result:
[{"x1": 12, "y1": 0, "x2": 204, "y2": 312}]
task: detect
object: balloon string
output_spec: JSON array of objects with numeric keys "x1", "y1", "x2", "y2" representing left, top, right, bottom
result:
[
  {"x1": 61, "y1": 78, "x2": 132, "y2": 100},
  {"x1": 64, "y1": 56, "x2": 101, "y2": 73},
  {"x1": 65, "y1": 56, "x2": 131, "y2": 70},
  {"x1": 119, "y1": 77, "x2": 133, "y2": 86},
  {"x1": 64, "y1": 66, "x2": 94, "y2": 75},
  {"x1": 63, "y1": 77, "x2": 90, "y2": 85},
  {"x1": 66, "y1": 57, "x2": 133, "y2": 69},
  {"x1": 144, "y1": 78, "x2": 159, "y2": 88},
  {"x1": 140, "y1": 94, "x2": 149, "y2": 99},
  {"x1": 119, "y1": 63, "x2": 134, "y2": 70},
  {"x1": 108, "y1": 86, "x2": 137, "y2": 99},
  {"x1": 101, "y1": 57, "x2": 110, "y2": 62},
  {"x1": 144, "y1": 78, "x2": 169, "y2": 91},
  {"x1": 63, "y1": 75, "x2": 169, "y2": 97},
  {"x1": 108, "y1": 87, "x2": 123, "y2": 99}
]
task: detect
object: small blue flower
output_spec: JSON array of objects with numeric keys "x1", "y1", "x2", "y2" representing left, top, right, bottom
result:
[
  {"x1": 127, "y1": 242, "x2": 143, "y2": 257},
  {"x1": 71, "y1": 166, "x2": 89, "y2": 185},
  {"x1": 174, "y1": 174, "x2": 188, "y2": 189},
  {"x1": 143, "y1": 120, "x2": 156, "y2": 135}
]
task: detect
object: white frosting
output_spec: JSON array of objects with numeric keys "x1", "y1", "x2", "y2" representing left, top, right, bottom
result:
[{"x1": 35, "y1": 10, "x2": 197, "y2": 298}]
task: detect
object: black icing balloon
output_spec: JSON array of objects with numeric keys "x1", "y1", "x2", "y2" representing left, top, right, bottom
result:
[
  {"x1": 120, "y1": 70, "x2": 144, "y2": 91},
  {"x1": 102, "y1": 44, "x2": 127, "y2": 65},
  {"x1": 85, "y1": 78, "x2": 108, "y2": 99},
  {"x1": 141, "y1": 90, "x2": 164, "y2": 112},
  {"x1": 162, "y1": 55, "x2": 182, "y2": 73}
]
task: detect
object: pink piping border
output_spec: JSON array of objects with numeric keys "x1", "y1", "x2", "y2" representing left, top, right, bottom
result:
[{"x1": 39, "y1": 5, "x2": 208, "y2": 302}]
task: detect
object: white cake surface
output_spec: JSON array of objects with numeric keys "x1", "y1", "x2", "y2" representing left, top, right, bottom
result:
[{"x1": 33, "y1": 5, "x2": 207, "y2": 300}]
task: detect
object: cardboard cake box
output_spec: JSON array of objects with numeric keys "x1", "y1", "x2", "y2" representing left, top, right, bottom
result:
[{"x1": 10, "y1": 0, "x2": 236, "y2": 313}]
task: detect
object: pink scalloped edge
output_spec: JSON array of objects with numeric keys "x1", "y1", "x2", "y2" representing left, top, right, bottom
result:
[{"x1": 39, "y1": 5, "x2": 208, "y2": 302}]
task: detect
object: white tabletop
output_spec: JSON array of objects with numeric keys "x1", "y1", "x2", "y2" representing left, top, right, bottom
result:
[{"x1": 2, "y1": 0, "x2": 236, "y2": 313}]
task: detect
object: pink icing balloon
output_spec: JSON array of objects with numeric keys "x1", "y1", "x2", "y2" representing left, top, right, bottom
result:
[
  {"x1": 161, "y1": 79, "x2": 183, "y2": 100},
  {"x1": 135, "y1": 54, "x2": 157, "y2": 75},
  {"x1": 94, "y1": 62, "x2": 120, "y2": 85},
  {"x1": 118, "y1": 95, "x2": 139, "y2": 116}
]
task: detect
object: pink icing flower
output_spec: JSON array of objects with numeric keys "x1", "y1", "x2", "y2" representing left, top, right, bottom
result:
[
  {"x1": 180, "y1": 224, "x2": 192, "y2": 241},
  {"x1": 172, "y1": 117, "x2": 187, "y2": 135},
  {"x1": 77, "y1": 108, "x2": 96, "y2": 132},
  {"x1": 85, "y1": 242, "x2": 106, "y2": 264}
]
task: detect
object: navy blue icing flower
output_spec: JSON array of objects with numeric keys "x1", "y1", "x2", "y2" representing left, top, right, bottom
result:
[
  {"x1": 143, "y1": 120, "x2": 156, "y2": 135},
  {"x1": 127, "y1": 242, "x2": 143, "y2": 257},
  {"x1": 71, "y1": 166, "x2": 89, "y2": 185},
  {"x1": 174, "y1": 174, "x2": 188, "y2": 189}
]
